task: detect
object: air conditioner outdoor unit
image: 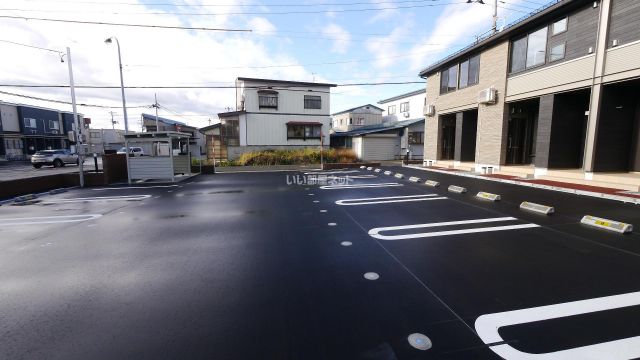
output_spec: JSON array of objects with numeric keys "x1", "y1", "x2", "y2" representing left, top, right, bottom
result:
[
  {"x1": 424, "y1": 104, "x2": 435, "y2": 117},
  {"x1": 478, "y1": 87, "x2": 497, "y2": 104}
]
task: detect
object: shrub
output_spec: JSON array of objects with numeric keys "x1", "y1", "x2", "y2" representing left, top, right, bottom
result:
[{"x1": 235, "y1": 148, "x2": 357, "y2": 166}]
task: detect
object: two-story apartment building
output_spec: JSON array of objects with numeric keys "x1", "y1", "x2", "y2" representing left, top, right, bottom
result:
[
  {"x1": 330, "y1": 90, "x2": 426, "y2": 161},
  {"x1": 330, "y1": 104, "x2": 384, "y2": 132},
  {"x1": 213, "y1": 77, "x2": 336, "y2": 160},
  {"x1": 0, "y1": 101, "x2": 81, "y2": 160},
  {"x1": 419, "y1": 0, "x2": 640, "y2": 190}
]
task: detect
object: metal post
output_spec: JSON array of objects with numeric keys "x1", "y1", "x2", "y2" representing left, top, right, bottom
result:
[
  {"x1": 66, "y1": 47, "x2": 84, "y2": 188},
  {"x1": 154, "y1": 93, "x2": 159, "y2": 132},
  {"x1": 109, "y1": 37, "x2": 131, "y2": 185},
  {"x1": 320, "y1": 132, "x2": 324, "y2": 170}
]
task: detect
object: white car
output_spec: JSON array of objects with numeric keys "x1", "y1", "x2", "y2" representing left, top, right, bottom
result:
[
  {"x1": 31, "y1": 149, "x2": 79, "y2": 168},
  {"x1": 117, "y1": 147, "x2": 144, "y2": 156}
]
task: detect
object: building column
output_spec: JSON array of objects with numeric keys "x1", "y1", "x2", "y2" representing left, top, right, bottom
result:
[
  {"x1": 583, "y1": 0, "x2": 612, "y2": 173},
  {"x1": 534, "y1": 94, "x2": 554, "y2": 174},
  {"x1": 454, "y1": 112, "x2": 464, "y2": 163},
  {"x1": 423, "y1": 115, "x2": 440, "y2": 165}
]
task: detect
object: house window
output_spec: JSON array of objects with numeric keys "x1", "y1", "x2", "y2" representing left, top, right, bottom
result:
[
  {"x1": 552, "y1": 17, "x2": 567, "y2": 35},
  {"x1": 349, "y1": 118, "x2": 353, "y2": 125},
  {"x1": 23, "y1": 118, "x2": 37, "y2": 128},
  {"x1": 526, "y1": 27, "x2": 548, "y2": 68},
  {"x1": 90, "y1": 132, "x2": 101, "y2": 138},
  {"x1": 400, "y1": 102, "x2": 410, "y2": 113},
  {"x1": 549, "y1": 42, "x2": 565, "y2": 62},
  {"x1": 510, "y1": 37, "x2": 528, "y2": 72},
  {"x1": 356, "y1": 117, "x2": 364, "y2": 125},
  {"x1": 440, "y1": 64, "x2": 458, "y2": 94},
  {"x1": 287, "y1": 124, "x2": 322, "y2": 140},
  {"x1": 408, "y1": 131, "x2": 424, "y2": 145},
  {"x1": 459, "y1": 55, "x2": 480, "y2": 89},
  {"x1": 304, "y1": 95, "x2": 321, "y2": 109},
  {"x1": 388, "y1": 105, "x2": 396, "y2": 115},
  {"x1": 49, "y1": 120, "x2": 60, "y2": 131},
  {"x1": 258, "y1": 90, "x2": 278, "y2": 109},
  {"x1": 221, "y1": 119, "x2": 240, "y2": 146}
]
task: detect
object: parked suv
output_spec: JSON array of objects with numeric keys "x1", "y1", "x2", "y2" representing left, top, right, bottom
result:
[
  {"x1": 117, "y1": 147, "x2": 145, "y2": 156},
  {"x1": 31, "y1": 149, "x2": 79, "y2": 168}
]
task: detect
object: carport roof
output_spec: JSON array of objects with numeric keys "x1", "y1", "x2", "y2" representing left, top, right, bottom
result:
[{"x1": 331, "y1": 118, "x2": 423, "y2": 137}]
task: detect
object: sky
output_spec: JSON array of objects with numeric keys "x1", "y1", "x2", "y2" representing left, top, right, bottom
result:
[{"x1": 0, "y1": 0, "x2": 554, "y2": 130}]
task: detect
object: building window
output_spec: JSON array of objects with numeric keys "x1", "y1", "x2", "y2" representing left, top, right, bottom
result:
[
  {"x1": 287, "y1": 124, "x2": 321, "y2": 140},
  {"x1": 526, "y1": 27, "x2": 548, "y2": 68},
  {"x1": 258, "y1": 90, "x2": 278, "y2": 109},
  {"x1": 510, "y1": 37, "x2": 528, "y2": 72},
  {"x1": 400, "y1": 102, "x2": 410, "y2": 113},
  {"x1": 388, "y1": 105, "x2": 396, "y2": 115},
  {"x1": 23, "y1": 118, "x2": 37, "y2": 128},
  {"x1": 349, "y1": 118, "x2": 353, "y2": 125},
  {"x1": 549, "y1": 42, "x2": 565, "y2": 62},
  {"x1": 440, "y1": 64, "x2": 458, "y2": 94},
  {"x1": 304, "y1": 95, "x2": 322, "y2": 109},
  {"x1": 90, "y1": 132, "x2": 101, "y2": 138},
  {"x1": 356, "y1": 117, "x2": 364, "y2": 125},
  {"x1": 459, "y1": 55, "x2": 480, "y2": 89},
  {"x1": 221, "y1": 119, "x2": 240, "y2": 146},
  {"x1": 408, "y1": 131, "x2": 424, "y2": 145},
  {"x1": 49, "y1": 120, "x2": 60, "y2": 131},
  {"x1": 552, "y1": 17, "x2": 567, "y2": 35}
]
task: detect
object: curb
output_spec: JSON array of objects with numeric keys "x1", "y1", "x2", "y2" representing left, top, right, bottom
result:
[{"x1": 404, "y1": 165, "x2": 640, "y2": 205}]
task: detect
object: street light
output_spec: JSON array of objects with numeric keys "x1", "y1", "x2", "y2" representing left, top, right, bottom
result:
[{"x1": 104, "y1": 36, "x2": 131, "y2": 185}]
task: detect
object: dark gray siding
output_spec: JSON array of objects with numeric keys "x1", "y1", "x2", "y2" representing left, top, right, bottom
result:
[
  {"x1": 609, "y1": 0, "x2": 640, "y2": 48},
  {"x1": 509, "y1": 3, "x2": 598, "y2": 76}
]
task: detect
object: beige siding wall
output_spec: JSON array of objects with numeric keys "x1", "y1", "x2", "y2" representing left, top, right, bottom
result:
[
  {"x1": 506, "y1": 55, "x2": 596, "y2": 101},
  {"x1": 424, "y1": 41, "x2": 510, "y2": 165},
  {"x1": 245, "y1": 113, "x2": 330, "y2": 146},
  {"x1": 603, "y1": 40, "x2": 640, "y2": 83}
]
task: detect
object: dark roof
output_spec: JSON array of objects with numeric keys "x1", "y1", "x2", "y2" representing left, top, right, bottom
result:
[
  {"x1": 141, "y1": 113, "x2": 196, "y2": 128},
  {"x1": 331, "y1": 118, "x2": 424, "y2": 137},
  {"x1": 237, "y1": 77, "x2": 337, "y2": 88},
  {"x1": 286, "y1": 121, "x2": 323, "y2": 125},
  {"x1": 199, "y1": 123, "x2": 221, "y2": 133},
  {"x1": 418, "y1": 0, "x2": 584, "y2": 77},
  {"x1": 331, "y1": 104, "x2": 384, "y2": 116},
  {"x1": 378, "y1": 89, "x2": 425, "y2": 104},
  {"x1": 217, "y1": 110, "x2": 246, "y2": 117}
]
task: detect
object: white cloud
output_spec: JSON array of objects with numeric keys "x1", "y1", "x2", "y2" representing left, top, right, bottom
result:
[
  {"x1": 322, "y1": 23, "x2": 351, "y2": 54},
  {"x1": 0, "y1": 0, "x2": 318, "y2": 130},
  {"x1": 365, "y1": 20, "x2": 414, "y2": 70}
]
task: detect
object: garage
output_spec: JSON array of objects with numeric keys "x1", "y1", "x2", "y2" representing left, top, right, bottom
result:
[{"x1": 355, "y1": 135, "x2": 400, "y2": 161}]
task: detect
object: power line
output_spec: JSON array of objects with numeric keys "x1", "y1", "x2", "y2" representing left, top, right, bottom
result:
[
  {"x1": 0, "y1": 15, "x2": 252, "y2": 31},
  {"x1": 0, "y1": 2, "x2": 468, "y2": 16},
  {"x1": 0, "y1": 82, "x2": 425, "y2": 89},
  {"x1": 13, "y1": 0, "x2": 448, "y2": 7},
  {"x1": 0, "y1": 39, "x2": 63, "y2": 55},
  {"x1": 0, "y1": 89, "x2": 152, "y2": 108}
]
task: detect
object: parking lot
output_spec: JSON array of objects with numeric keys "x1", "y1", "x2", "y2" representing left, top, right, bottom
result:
[
  {"x1": 0, "y1": 158, "x2": 102, "y2": 182},
  {"x1": 0, "y1": 166, "x2": 639, "y2": 359}
]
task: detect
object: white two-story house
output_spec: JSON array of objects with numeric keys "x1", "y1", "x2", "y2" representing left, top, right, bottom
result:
[
  {"x1": 378, "y1": 89, "x2": 426, "y2": 159},
  {"x1": 214, "y1": 77, "x2": 336, "y2": 160}
]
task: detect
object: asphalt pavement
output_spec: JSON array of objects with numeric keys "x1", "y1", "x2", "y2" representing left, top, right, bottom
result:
[
  {"x1": 0, "y1": 166, "x2": 639, "y2": 359},
  {"x1": 0, "y1": 158, "x2": 102, "y2": 182}
]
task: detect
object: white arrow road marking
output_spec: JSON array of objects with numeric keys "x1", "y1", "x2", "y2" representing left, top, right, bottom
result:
[
  {"x1": 0, "y1": 214, "x2": 102, "y2": 226},
  {"x1": 368, "y1": 217, "x2": 539, "y2": 240},
  {"x1": 336, "y1": 194, "x2": 446, "y2": 206},
  {"x1": 41, "y1": 195, "x2": 151, "y2": 204},
  {"x1": 320, "y1": 183, "x2": 403, "y2": 190},
  {"x1": 475, "y1": 291, "x2": 640, "y2": 359}
]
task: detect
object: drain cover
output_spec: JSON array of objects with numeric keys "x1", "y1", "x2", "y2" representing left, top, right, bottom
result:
[{"x1": 407, "y1": 333, "x2": 432, "y2": 350}]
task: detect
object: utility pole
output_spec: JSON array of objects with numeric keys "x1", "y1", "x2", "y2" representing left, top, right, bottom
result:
[
  {"x1": 109, "y1": 111, "x2": 117, "y2": 129},
  {"x1": 153, "y1": 93, "x2": 159, "y2": 132},
  {"x1": 66, "y1": 47, "x2": 84, "y2": 188},
  {"x1": 492, "y1": 0, "x2": 498, "y2": 34}
]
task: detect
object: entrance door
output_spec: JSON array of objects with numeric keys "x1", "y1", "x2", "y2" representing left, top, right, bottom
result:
[
  {"x1": 440, "y1": 117, "x2": 456, "y2": 160},
  {"x1": 506, "y1": 114, "x2": 536, "y2": 165}
]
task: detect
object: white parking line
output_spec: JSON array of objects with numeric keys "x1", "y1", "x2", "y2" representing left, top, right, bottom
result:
[
  {"x1": 41, "y1": 195, "x2": 151, "y2": 204},
  {"x1": 304, "y1": 170, "x2": 359, "y2": 175},
  {"x1": 320, "y1": 183, "x2": 403, "y2": 190},
  {"x1": 475, "y1": 291, "x2": 640, "y2": 359},
  {"x1": 335, "y1": 194, "x2": 446, "y2": 206},
  {"x1": 92, "y1": 185, "x2": 178, "y2": 190},
  {"x1": 0, "y1": 214, "x2": 102, "y2": 226},
  {"x1": 368, "y1": 217, "x2": 539, "y2": 240},
  {"x1": 327, "y1": 175, "x2": 377, "y2": 179}
]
